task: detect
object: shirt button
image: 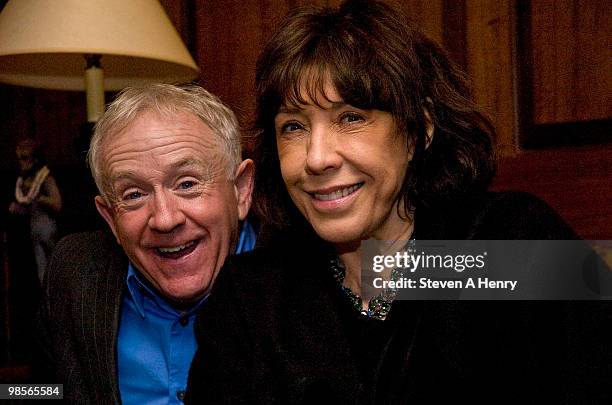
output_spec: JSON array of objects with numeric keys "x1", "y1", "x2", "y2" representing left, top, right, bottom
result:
[
  {"x1": 177, "y1": 390, "x2": 186, "y2": 401},
  {"x1": 179, "y1": 315, "x2": 189, "y2": 326}
]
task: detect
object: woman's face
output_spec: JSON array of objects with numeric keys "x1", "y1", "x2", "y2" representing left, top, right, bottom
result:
[
  {"x1": 274, "y1": 78, "x2": 412, "y2": 244},
  {"x1": 16, "y1": 146, "x2": 35, "y2": 173}
]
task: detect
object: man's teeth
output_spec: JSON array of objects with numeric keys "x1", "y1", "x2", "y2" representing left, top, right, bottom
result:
[
  {"x1": 158, "y1": 241, "x2": 195, "y2": 254},
  {"x1": 314, "y1": 183, "x2": 362, "y2": 201}
]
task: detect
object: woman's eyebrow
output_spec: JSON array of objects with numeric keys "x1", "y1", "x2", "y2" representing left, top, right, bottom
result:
[
  {"x1": 278, "y1": 101, "x2": 349, "y2": 114},
  {"x1": 277, "y1": 106, "x2": 303, "y2": 114}
]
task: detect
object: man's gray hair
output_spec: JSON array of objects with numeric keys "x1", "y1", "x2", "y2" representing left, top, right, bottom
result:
[{"x1": 88, "y1": 83, "x2": 242, "y2": 199}]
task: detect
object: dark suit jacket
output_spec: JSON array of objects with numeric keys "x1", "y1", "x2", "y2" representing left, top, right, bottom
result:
[
  {"x1": 187, "y1": 192, "x2": 612, "y2": 404},
  {"x1": 34, "y1": 230, "x2": 127, "y2": 404}
]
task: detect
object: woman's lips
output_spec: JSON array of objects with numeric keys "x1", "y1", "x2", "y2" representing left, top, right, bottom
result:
[
  {"x1": 312, "y1": 182, "x2": 364, "y2": 201},
  {"x1": 308, "y1": 182, "x2": 364, "y2": 211}
]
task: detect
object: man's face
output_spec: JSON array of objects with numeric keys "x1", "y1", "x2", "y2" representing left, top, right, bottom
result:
[{"x1": 95, "y1": 111, "x2": 253, "y2": 304}]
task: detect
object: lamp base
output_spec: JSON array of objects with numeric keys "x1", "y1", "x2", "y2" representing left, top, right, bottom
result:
[{"x1": 85, "y1": 55, "x2": 104, "y2": 122}]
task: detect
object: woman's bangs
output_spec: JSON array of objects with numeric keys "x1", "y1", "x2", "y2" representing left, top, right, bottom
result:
[{"x1": 282, "y1": 63, "x2": 331, "y2": 109}]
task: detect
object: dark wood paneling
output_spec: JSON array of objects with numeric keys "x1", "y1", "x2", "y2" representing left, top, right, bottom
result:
[
  {"x1": 396, "y1": 0, "x2": 444, "y2": 45},
  {"x1": 491, "y1": 144, "x2": 612, "y2": 239},
  {"x1": 193, "y1": 1, "x2": 290, "y2": 123},
  {"x1": 530, "y1": 0, "x2": 612, "y2": 124},
  {"x1": 0, "y1": 86, "x2": 88, "y2": 171},
  {"x1": 190, "y1": 0, "x2": 444, "y2": 127},
  {"x1": 443, "y1": 0, "x2": 467, "y2": 70},
  {"x1": 465, "y1": 0, "x2": 517, "y2": 156}
]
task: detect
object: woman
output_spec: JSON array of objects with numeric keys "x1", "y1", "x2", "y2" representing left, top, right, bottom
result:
[
  {"x1": 187, "y1": 1, "x2": 610, "y2": 403},
  {"x1": 9, "y1": 138, "x2": 62, "y2": 283}
]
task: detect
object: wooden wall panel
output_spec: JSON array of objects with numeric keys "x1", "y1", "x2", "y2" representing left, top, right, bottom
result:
[
  {"x1": 396, "y1": 0, "x2": 444, "y2": 45},
  {"x1": 190, "y1": 0, "x2": 444, "y2": 128},
  {"x1": 193, "y1": 1, "x2": 289, "y2": 123},
  {"x1": 0, "y1": 86, "x2": 87, "y2": 171},
  {"x1": 530, "y1": 0, "x2": 612, "y2": 124},
  {"x1": 466, "y1": 0, "x2": 517, "y2": 157},
  {"x1": 492, "y1": 144, "x2": 612, "y2": 239}
]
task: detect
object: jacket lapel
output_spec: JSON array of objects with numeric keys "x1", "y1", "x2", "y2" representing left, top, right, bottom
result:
[{"x1": 78, "y1": 236, "x2": 127, "y2": 404}]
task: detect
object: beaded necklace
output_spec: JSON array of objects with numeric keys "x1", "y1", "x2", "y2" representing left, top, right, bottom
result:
[{"x1": 329, "y1": 240, "x2": 415, "y2": 320}]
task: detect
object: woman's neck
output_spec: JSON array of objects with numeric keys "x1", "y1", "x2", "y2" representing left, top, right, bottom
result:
[
  {"x1": 335, "y1": 220, "x2": 414, "y2": 297},
  {"x1": 338, "y1": 245, "x2": 363, "y2": 295}
]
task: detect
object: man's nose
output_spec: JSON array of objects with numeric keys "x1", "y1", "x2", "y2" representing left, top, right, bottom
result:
[
  {"x1": 148, "y1": 190, "x2": 186, "y2": 232},
  {"x1": 305, "y1": 125, "x2": 341, "y2": 174}
]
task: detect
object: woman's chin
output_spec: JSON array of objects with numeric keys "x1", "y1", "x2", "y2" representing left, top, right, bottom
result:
[{"x1": 311, "y1": 223, "x2": 363, "y2": 245}]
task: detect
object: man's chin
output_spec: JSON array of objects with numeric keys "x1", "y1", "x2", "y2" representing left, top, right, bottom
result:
[{"x1": 161, "y1": 285, "x2": 210, "y2": 310}]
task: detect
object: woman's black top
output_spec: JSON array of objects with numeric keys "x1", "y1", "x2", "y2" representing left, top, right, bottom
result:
[{"x1": 186, "y1": 192, "x2": 612, "y2": 404}]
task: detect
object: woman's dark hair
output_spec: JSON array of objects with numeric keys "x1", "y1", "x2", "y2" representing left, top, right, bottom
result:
[{"x1": 252, "y1": 0, "x2": 496, "y2": 229}]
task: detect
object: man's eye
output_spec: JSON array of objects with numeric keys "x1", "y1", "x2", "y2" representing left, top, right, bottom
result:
[
  {"x1": 280, "y1": 122, "x2": 304, "y2": 133},
  {"x1": 340, "y1": 112, "x2": 365, "y2": 124},
  {"x1": 179, "y1": 181, "x2": 195, "y2": 189},
  {"x1": 124, "y1": 191, "x2": 142, "y2": 200}
]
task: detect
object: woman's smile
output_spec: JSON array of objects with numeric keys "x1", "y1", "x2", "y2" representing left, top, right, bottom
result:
[
  {"x1": 275, "y1": 78, "x2": 412, "y2": 243},
  {"x1": 308, "y1": 181, "x2": 364, "y2": 211}
]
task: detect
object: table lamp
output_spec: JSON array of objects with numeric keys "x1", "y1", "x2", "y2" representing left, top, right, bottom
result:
[{"x1": 0, "y1": 0, "x2": 200, "y2": 122}]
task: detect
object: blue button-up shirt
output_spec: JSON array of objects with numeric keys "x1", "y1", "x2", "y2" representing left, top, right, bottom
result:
[{"x1": 117, "y1": 221, "x2": 256, "y2": 404}]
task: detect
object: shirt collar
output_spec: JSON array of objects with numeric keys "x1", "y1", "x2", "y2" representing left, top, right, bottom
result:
[{"x1": 125, "y1": 263, "x2": 207, "y2": 319}]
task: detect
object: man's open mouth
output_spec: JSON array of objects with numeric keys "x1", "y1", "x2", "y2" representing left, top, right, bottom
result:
[{"x1": 155, "y1": 240, "x2": 197, "y2": 259}]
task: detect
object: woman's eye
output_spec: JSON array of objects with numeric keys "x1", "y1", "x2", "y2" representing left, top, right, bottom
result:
[
  {"x1": 340, "y1": 112, "x2": 365, "y2": 124},
  {"x1": 280, "y1": 121, "x2": 304, "y2": 133}
]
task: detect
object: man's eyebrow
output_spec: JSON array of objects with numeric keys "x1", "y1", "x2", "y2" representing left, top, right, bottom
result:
[
  {"x1": 110, "y1": 170, "x2": 138, "y2": 183},
  {"x1": 109, "y1": 160, "x2": 203, "y2": 181},
  {"x1": 173, "y1": 158, "x2": 206, "y2": 169},
  {"x1": 171, "y1": 158, "x2": 218, "y2": 182}
]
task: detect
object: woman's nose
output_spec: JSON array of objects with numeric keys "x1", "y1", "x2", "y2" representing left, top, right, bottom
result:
[{"x1": 305, "y1": 126, "x2": 342, "y2": 174}]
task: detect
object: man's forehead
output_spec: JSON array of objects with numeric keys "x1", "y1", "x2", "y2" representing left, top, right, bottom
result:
[
  {"x1": 117, "y1": 110, "x2": 214, "y2": 139},
  {"x1": 100, "y1": 111, "x2": 223, "y2": 157}
]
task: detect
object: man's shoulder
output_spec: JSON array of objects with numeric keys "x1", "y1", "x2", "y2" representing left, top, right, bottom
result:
[
  {"x1": 55, "y1": 229, "x2": 122, "y2": 258},
  {"x1": 48, "y1": 230, "x2": 127, "y2": 280}
]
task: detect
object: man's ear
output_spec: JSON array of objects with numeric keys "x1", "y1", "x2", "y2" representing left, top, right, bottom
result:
[
  {"x1": 233, "y1": 159, "x2": 255, "y2": 221},
  {"x1": 95, "y1": 195, "x2": 120, "y2": 244}
]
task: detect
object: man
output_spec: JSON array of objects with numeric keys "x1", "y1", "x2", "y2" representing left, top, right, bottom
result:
[{"x1": 34, "y1": 84, "x2": 255, "y2": 404}]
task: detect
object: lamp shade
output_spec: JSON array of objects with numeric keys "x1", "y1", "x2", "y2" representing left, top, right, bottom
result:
[{"x1": 0, "y1": 0, "x2": 200, "y2": 91}]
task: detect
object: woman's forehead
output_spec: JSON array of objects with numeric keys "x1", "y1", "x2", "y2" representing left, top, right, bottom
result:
[{"x1": 280, "y1": 68, "x2": 340, "y2": 109}]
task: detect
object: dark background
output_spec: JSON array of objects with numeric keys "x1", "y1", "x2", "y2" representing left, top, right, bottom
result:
[{"x1": 1, "y1": 0, "x2": 610, "y2": 379}]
